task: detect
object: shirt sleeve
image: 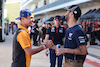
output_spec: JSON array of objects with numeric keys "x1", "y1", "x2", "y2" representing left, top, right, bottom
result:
[
  {"x1": 85, "y1": 34, "x2": 89, "y2": 42},
  {"x1": 74, "y1": 30, "x2": 87, "y2": 47},
  {"x1": 46, "y1": 27, "x2": 51, "y2": 34},
  {"x1": 17, "y1": 32, "x2": 31, "y2": 49}
]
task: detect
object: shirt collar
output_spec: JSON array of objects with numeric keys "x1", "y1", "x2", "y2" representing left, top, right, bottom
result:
[
  {"x1": 54, "y1": 25, "x2": 61, "y2": 28},
  {"x1": 18, "y1": 24, "x2": 29, "y2": 33},
  {"x1": 67, "y1": 24, "x2": 78, "y2": 30}
]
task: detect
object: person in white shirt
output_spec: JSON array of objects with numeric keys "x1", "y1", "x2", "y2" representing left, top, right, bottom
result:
[{"x1": 38, "y1": 19, "x2": 43, "y2": 44}]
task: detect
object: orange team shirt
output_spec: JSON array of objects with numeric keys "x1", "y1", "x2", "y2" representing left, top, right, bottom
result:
[{"x1": 17, "y1": 24, "x2": 32, "y2": 67}]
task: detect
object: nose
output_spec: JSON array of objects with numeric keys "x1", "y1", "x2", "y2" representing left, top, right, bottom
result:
[
  {"x1": 32, "y1": 20, "x2": 34, "y2": 23},
  {"x1": 31, "y1": 18, "x2": 34, "y2": 22}
]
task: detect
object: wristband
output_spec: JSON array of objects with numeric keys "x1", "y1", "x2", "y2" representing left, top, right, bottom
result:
[{"x1": 42, "y1": 45, "x2": 46, "y2": 49}]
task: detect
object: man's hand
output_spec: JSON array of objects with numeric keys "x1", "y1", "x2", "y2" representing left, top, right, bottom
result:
[
  {"x1": 55, "y1": 45, "x2": 87, "y2": 55},
  {"x1": 56, "y1": 48, "x2": 66, "y2": 56},
  {"x1": 42, "y1": 40, "x2": 54, "y2": 49}
]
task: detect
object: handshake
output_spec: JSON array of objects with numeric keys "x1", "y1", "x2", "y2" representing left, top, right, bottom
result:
[
  {"x1": 42, "y1": 40, "x2": 65, "y2": 56},
  {"x1": 42, "y1": 40, "x2": 55, "y2": 49}
]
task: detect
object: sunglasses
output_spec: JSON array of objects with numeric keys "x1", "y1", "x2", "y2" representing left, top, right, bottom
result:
[{"x1": 64, "y1": 6, "x2": 78, "y2": 12}]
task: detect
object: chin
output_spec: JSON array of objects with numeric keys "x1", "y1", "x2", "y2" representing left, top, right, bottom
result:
[
  {"x1": 28, "y1": 25, "x2": 31, "y2": 27},
  {"x1": 29, "y1": 24, "x2": 32, "y2": 26}
]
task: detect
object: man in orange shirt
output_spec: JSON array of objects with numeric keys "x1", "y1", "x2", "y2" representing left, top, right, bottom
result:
[{"x1": 11, "y1": 9, "x2": 46, "y2": 67}]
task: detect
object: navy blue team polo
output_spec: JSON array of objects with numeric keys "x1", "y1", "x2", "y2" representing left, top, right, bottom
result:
[
  {"x1": 64, "y1": 24, "x2": 87, "y2": 60},
  {"x1": 46, "y1": 26, "x2": 65, "y2": 45}
]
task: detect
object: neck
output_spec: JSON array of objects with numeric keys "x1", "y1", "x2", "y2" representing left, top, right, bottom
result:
[
  {"x1": 20, "y1": 22, "x2": 28, "y2": 28},
  {"x1": 55, "y1": 25, "x2": 59, "y2": 28},
  {"x1": 68, "y1": 18, "x2": 77, "y2": 28}
]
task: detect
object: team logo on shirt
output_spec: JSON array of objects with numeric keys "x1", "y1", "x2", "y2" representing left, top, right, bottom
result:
[
  {"x1": 68, "y1": 33, "x2": 73, "y2": 40},
  {"x1": 59, "y1": 28, "x2": 63, "y2": 33},
  {"x1": 59, "y1": 30, "x2": 63, "y2": 33},
  {"x1": 51, "y1": 27, "x2": 55, "y2": 32}
]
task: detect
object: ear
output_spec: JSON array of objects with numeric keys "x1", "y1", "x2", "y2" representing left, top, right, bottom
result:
[
  {"x1": 21, "y1": 17, "x2": 24, "y2": 20},
  {"x1": 70, "y1": 12, "x2": 73, "y2": 16},
  {"x1": 70, "y1": 12, "x2": 74, "y2": 18}
]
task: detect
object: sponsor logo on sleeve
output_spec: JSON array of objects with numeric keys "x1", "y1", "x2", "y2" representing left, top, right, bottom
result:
[{"x1": 78, "y1": 36, "x2": 85, "y2": 43}]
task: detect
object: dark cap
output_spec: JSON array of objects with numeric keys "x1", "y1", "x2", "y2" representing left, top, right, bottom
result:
[
  {"x1": 64, "y1": 5, "x2": 81, "y2": 20},
  {"x1": 34, "y1": 20, "x2": 38, "y2": 23},
  {"x1": 54, "y1": 15, "x2": 61, "y2": 20},
  {"x1": 16, "y1": 9, "x2": 31, "y2": 20}
]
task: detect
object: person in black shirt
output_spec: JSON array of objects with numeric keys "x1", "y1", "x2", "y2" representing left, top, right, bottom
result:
[
  {"x1": 33, "y1": 20, "x2": 39, "y2": 46},
  {"x1": 45, "y1": 15, "x2": 65, "y2": 67},
  {"x1": 41, "y1": 24, "x2": 47, "y2": 42}
]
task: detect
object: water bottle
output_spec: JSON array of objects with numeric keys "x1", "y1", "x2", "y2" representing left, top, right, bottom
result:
[
  {"x1": 57, "y1": 44, "x2": 60, "y2": 49},
  {"x1": 46, "y1": 49, "x2": 49, "y2": 56}
]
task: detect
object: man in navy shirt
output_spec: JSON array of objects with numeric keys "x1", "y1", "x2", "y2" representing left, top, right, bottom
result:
[
  {"x1": 45, "y1": 15, "x2": 65, "y2": 67},
  {"x1": 43, "y1": 5, "x2": 87, "y2": 67}
]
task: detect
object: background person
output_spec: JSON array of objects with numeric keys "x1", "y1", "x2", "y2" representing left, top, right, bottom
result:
[
  {"x1": 45, "y1": 15, "x2": 65, "y2": 67},
  {"x1": 41, "y1": 24, "x2": 47, "y2": 42},
  {"x1": 38, "y1": 18, "x2": 43, "y2": 44},
  {"x1": 33, "y1": 20, "x2": 39, "y2": 46},
  {"x1": 13, "y1": 22, "x2": 17, "y2": 34}
]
